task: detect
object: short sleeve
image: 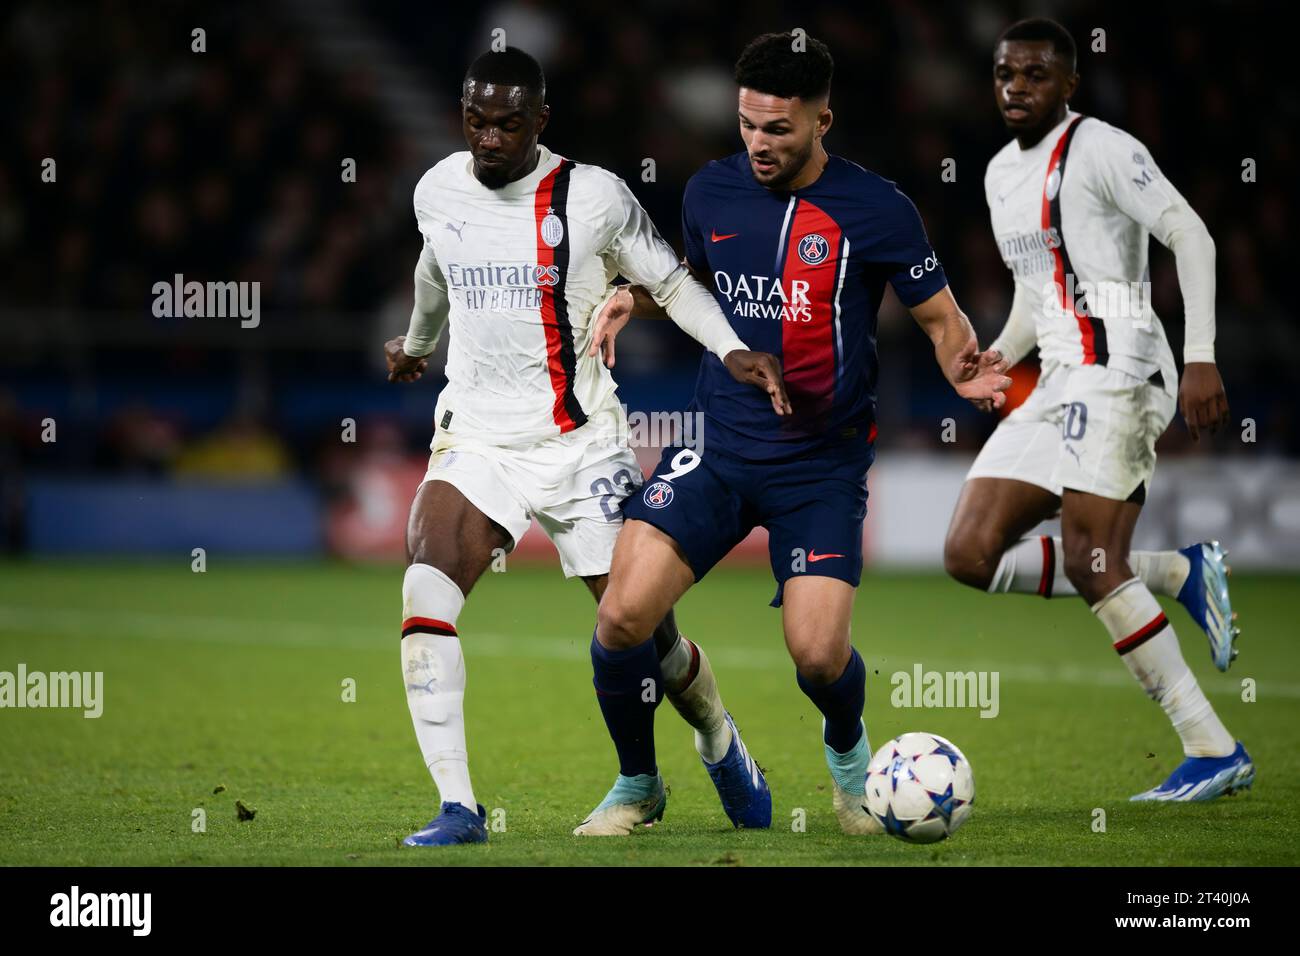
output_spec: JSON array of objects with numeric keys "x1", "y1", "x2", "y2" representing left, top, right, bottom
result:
[{"x1": 881, "y1": 188, "x2": 948, "y2": 307}]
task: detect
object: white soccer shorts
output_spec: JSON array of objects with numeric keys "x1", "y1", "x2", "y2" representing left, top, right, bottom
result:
[
  {"x1": 419, "y1": 408, "x2": 643, "y2": 578},
  {"x1": 967, "y1": 361, "x2": 1177, "y2": 502}
]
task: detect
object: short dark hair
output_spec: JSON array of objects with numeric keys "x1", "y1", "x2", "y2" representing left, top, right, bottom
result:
[
  {"x1": 997, "y1": 18, "x2": 1077, "y2": 73},
  {"x1": 464, "y1": 46, "x2": 546, "y2": 99},
  {"x1": 734, "y1": 31, "x2": 833, "y2": 101}
]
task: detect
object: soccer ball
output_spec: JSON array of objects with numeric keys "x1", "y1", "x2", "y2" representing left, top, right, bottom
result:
[{"x1": 864, "y1": 732, "x2": 974, "y2": 843}]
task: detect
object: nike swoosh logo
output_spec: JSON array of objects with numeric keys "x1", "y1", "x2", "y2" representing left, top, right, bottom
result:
[
  {"x1": 711, "y1": 230, "x2": 738, "y2": 242},
  {"x1": 808, "y1": 551, "x2": 846, "y2": 563}
]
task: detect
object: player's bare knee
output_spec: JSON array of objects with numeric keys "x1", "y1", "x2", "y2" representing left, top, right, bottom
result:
[
  {"x1": 943, "y1": 530, "x2": 995, "y2": 591},
  {"x1": 595, "y1": 594, "x2": 653, "y2": 650},
  {"x1": 791, "y1": 644, "x2": 849, "y2": 685}
]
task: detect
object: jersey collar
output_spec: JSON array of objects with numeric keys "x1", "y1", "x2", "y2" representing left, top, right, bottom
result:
[
  {"x1": 1015, "y1": 110, "x2": 1080, "y2": 156},
  {"x1": 464, "y1": 144, "x2": 563, "y2": 197}
]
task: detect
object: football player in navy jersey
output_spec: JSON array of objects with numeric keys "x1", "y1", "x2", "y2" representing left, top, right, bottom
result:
[{"x1": 574, "y1": 32, "x2": 1009, "y2": 836}]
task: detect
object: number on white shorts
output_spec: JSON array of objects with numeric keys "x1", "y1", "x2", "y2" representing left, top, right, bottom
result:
[
  {"x1": 591, "y1": 468, "x2": 637, "y2": 522},
  {"x1": 1063, "y1": 402, "x2": 1088, "y2": 441}
]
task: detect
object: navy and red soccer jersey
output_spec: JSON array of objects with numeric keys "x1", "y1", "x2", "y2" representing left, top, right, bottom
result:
[{"x1": 681, "y1": 152, "x2": 948, "y2": 460}]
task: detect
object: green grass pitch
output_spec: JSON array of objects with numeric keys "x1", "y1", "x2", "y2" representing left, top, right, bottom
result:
[{"x1": 0, "y1": 560, "x2": 1296, "y2": 866}]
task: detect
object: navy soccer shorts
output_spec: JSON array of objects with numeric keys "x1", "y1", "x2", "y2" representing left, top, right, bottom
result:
[{"x1": 621, "y1": 438, "x2": 874, "y2": 607}]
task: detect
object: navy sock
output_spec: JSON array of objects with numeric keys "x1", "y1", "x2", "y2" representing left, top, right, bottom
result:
[
  {"x1": 797, "y1": 648, "x2": 866, "y2": 753},
  {"x1": 591, "y1": 632, "x2": 663, "y2": 777}
]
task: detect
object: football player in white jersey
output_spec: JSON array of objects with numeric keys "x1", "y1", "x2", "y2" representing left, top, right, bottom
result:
[
  {"x1": 383, "y1": 48, "x2": 791, "y2": 845},
  {"x1": 944, "y1": 19, "x2": 1254, "y2": 802}
]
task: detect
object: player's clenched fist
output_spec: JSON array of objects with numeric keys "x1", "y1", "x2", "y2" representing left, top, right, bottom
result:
[
  {"x1": 1178, "y1": 362, "x2": 1229, "y2": 442},
  {"x1": 723, "y1": 350, "x2": 793, "y2": 416},
  {"x1": 385, "y1": 335, "x2": 429, "y2": 383}
]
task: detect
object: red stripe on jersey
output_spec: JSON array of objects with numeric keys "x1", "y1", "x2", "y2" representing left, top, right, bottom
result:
[
  {"x1": 534, "y1": 161, "x2": 581, "y2": 433},
  {"x1": 779, "y1": 200, "x2": 843, "y2": 418},
  {"x1": 1041, "y1": 117, "x2": 1101, "y2": 364}
]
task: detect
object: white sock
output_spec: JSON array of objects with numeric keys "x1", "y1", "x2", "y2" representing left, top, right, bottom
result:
[
  {"x1": 401, "y1": 563, "x2": 476, "y2": 810},
  {"x1": 1092, "y1": 577, "x2": 1234, "y2": 757},
  {"x1": 988, "y1": 536, "x2": 1190, "y2": 598},
  {"x1": 660, "y1": 634, "x2": 732, "y2": 763},
  {"x1": 1131, "y1": 549, "x2": 1192, "y2": 597}
]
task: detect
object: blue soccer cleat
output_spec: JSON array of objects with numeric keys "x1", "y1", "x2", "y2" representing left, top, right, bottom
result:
[
  {"x1": 1176, "y1": 541, "x2": 1240, "y2": 671},
  {"x1": 1130, "y1": 742, "x2": 1255, "y2": 802},
  {"x1": 402, "y1": 801, "x2": 489, "y2": 846},
  {"x1": 703, "y1": 713, "x2": 771, "y2": 829},
  {"x1": 573, "y1": 773, "x2": 666, "y2": 836}
]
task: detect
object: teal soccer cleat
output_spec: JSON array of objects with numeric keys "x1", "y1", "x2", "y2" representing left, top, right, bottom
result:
[{"x1": 573, "y1": 773, "x2": 666, "y2": 836}]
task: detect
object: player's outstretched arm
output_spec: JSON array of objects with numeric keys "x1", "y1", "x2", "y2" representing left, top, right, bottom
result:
[
  {"x1": 909, "y1": 285, "x2": 1011, "y2": 412},
  {"x1": 587, "y1": 258, "x2": 716, "y2": 367},
  {"x1": 597, "y1": 176, "x2": 787, "y2": 411},
  {"x1": 618, "y1": 260, "x2": 710, "y2": 322},
  {"x1": 644, "y1": 268, "x2": 792, "y2": 416},
  {"x1": 586, "y1": 284, "x2": 689, "y2": 368},
  {"x1": 586, "y1": 281, "x2": 790, "y2": 415}
]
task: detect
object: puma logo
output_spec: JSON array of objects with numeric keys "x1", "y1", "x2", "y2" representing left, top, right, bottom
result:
[
  {"x1": 444, "y1": 219, "x2": 467, "y2": 240},
  {"x1": 995, "y1": 167, "x2": 1041, "y2": 205}
]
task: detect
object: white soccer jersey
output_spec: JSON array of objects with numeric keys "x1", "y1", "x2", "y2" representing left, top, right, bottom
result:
[
  {"x1": 985, "y1": 110, "x2": 1184, "y2": 384},
  {"x1": 413, "y1": 145, "x2": 682, "y2": 446}
]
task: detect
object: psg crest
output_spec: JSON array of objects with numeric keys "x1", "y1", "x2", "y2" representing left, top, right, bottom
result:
[
  {"x1": 643, "y1": 481, "x2": 674, "y2": 509},
  {"x1": 798, "y1": 233, "x2": 830, "y2": 265},
  {"x1": 540, "y1": 213, "x2": 565, "y2": 248}
]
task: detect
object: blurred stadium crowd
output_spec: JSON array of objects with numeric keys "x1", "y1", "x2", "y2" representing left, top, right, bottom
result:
[{"x1": 0, "y1": 0, "x2": 1293, "y2": 554}]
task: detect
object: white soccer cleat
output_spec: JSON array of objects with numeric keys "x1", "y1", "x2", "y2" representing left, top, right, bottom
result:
[
  {"x1": 825, "y1": 719, "x2": 884, "y2": 835},
  {"x1": 833, "y1": 780, "x2": 885, "y2": 835},
  {"x1": 573, "y1": 773, "x2": 667, "y2": 836}
]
